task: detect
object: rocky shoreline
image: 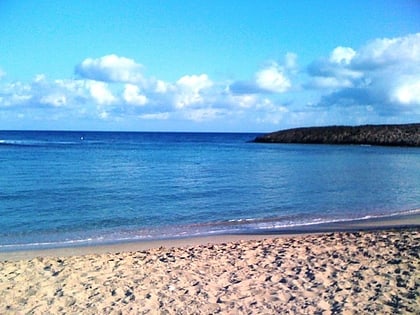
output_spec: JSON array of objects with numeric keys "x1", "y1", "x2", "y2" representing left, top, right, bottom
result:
[{"x1": 254, "y1": 123, "x2": 420, "y2": 147}]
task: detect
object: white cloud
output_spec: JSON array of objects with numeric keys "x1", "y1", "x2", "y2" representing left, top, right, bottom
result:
[
  {"x1": 307, "y1": 56, "x2": 362, "y2": 89},
  {"x1": 391, "y1": 80, "x2": 420, "y2": 105},
  {"x1": 40, "y1": 94, "x2": 67, "y2": 107},
  {"x1": 256, "y1": 98, "x2": 288, "y2": 113},
  {"x1": 139, "y1": 112, "x2": 170, "y2": 120},
  {"x1": 255, "y1": 63, "x2": 291, "y2": 93},
  {"x1": 353, "y1": 33, "x2": 420, "y2": 68},
  {"x1": 183, "y1": 108, "x2": 223, "y2": 122},
  {"x1": 53, "y1": 79, "x2": 87, "y2": 97},
  {"x1": 229, "y1": 94, "x2": 259, "y2": 108},
  {"x1": 0, "y1": 68, "x2": 5, "y2": 79},
  {"x1": 0, "y1": 82, "x2": 32, "y2": 107},
  {"x1": 9, "y1": 94, "x2": 32, "y2": 106},
  {"x1": 99, "y1": 111, "x2": 109, "y2": 120},
  {"x1": 123, "y1": 84, "x2": 148, "y2": 106},
  {"x1": 1, "y1": 38, "x2": 419, "y2": 130},
  {"x1": 230, "y1": 56, "x2": 294, "y2": 95},
  {"x1": 309, "y1": 76, "x2": 354, "y2": 89},
  {"x1": 308, "y1": 33, "x2": 420, "y2": 117},
  {"x1": 177, "y1": 74, "x2": 213, "y2": 91},
  {"x1": 34, "y1": 74, "x2": 46, "y2": 82},
  {"x1": 175, "y1": 74, "x2": 213, "y2": 108},
  {"x1": 86, "y1": 81, "x2": 117, "y2": 105},
  {"x1": 154, "y1": 80, "x2": 172, "y2": 93},
  {"x1": 329, "y1": 46, "x2": 356, "y2": 64},
  {"x1": 75, "y1": 54, "x2": 144, "y2": 83}
]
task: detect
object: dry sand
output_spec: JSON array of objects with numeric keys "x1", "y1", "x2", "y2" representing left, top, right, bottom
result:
[{"x1": 0, "y1": 228, "x2": 419, "y2": 314}]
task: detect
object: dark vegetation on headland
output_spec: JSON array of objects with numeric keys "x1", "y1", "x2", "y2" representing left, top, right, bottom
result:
[{"x1": 253, "y1": 123, "x2": 420, "y2": 147}]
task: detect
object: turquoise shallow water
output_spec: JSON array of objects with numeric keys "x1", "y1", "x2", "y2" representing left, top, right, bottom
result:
[{"x1": 0, "y1": 131, "x2": 419, "y2": 251}]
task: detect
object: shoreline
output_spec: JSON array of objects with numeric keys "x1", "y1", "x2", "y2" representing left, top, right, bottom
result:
[{"x1": 1, "y1": 211, "x2": 419, "y2": 262}]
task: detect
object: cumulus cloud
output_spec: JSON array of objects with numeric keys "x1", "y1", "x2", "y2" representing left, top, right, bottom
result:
[
  {"x1": 0, "y1": 53, "x2": 298, "y2": 128},
  {"x1": 228, "y1": 94, "x2": 259, "y2": 109},
  {"x1": 75, "y1": 54, "x2": 144, "y2": 83},
  {"x1": 391, "y1": 80, "x2": 420, "y2": 105},
  {"x1": 123, "y1": 84, "x2": 148, "y2": 106},
  {"x1": 85, "y1": 81, "x2": 117, "y2": 105},
  {"x1": 254, "y1": 98, "x2": 289, "y2": 124},
  {"x1": 154, "y1": 80, "x2": 172, "y2": 94},
  {"x1": 308, "y1": 33, "x2": 420, "y2": 116},
  {"x1": 1, "y1": 37, "x2": 419, "y2": 130},
  {"x1": 307, "y1": 49, "x2": 362, "y2": 89},
  {"x1": 40, "y1": 94, "x2": 67, "y2": 107},
  {"x1": 0, "y1": 81, "x2": 32, "y2": 107},
  {"x1": 353, "y1": 33, "x2": 420, "y2": 69},
  {"x1": 255, "y1": 63, "x2": 291, "y2": 93},
  {"x1": 230, "y1": 57, "x2": 293, "y2": 95},
  {"x1": 174, "y1": 74, "x2": 213, "y2": 108},
  {"x1": 329, "y1": 46, "x2": 356, "y2": 64}
]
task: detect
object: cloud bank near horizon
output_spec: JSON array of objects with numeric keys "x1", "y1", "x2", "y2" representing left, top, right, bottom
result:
[{"x1": 1, "y1": 33, "x2": 419, "y2": 130}]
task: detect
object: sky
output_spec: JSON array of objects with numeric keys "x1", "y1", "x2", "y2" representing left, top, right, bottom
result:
[{"x1": 0, "y1": 1, "x2": 419, "y2": 132}]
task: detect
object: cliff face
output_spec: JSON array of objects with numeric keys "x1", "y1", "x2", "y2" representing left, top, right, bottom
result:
[{"x1": 253, "y1": 124, "x2": 420, "y2": 147}]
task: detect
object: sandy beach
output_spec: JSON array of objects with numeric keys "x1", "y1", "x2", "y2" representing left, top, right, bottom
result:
[{"x1": 1, "y1": 226, "x2": 419, "y2": 314}]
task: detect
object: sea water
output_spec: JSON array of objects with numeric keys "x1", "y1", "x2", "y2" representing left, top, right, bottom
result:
[{"x1": 0, "y1": 131, "x2": 419, "y2": 251}]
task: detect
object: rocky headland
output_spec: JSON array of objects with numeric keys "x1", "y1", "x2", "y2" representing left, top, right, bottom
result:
[{"x1": 253, "y1": 123, "x2": 420, "y2": 147}]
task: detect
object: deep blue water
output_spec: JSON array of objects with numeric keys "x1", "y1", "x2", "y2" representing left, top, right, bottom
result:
[{"x1": 0, "y1": 130, "x2": 419, "y2": 251}]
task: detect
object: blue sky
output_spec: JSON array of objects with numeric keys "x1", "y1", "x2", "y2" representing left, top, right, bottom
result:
[{"x1": 0, "y1": 1, "x2": 419, "y2": 132}]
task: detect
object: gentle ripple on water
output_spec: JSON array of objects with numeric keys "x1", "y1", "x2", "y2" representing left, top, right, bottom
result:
[{"x1": 0, "y1": 130, "x2": 419, "y2": 250}]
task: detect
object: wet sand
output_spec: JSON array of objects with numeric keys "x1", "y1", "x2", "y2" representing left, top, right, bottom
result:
[
  {"x1": 0, "y1": 223, "x2": 419, "y2": 314},
  {"x1": 2, "y1": 212, "x2": 419, "y2": 262}
]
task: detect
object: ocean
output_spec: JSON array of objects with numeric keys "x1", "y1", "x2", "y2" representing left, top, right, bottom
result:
[{"x1": 0, "y1": 130, "x2": 419, "y2": 251}]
